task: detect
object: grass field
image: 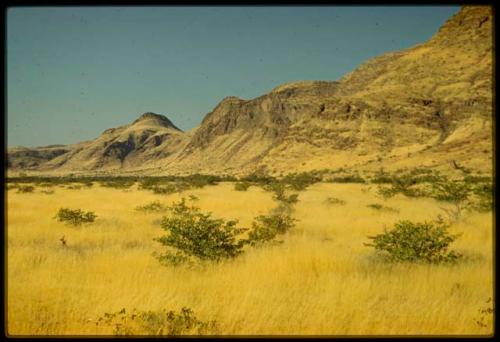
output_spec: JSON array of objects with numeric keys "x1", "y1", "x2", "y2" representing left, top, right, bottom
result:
[{"x1": 6, "y1": 182, "x2": 494, "y2": 336}]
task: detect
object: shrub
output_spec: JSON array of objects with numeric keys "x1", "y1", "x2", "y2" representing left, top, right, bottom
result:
[
  {"x1": 325, "y1": 197, "x2": 346, "y2": 205},
  {"x1": 96, "y1": 307, "x2": 218, "y2": 336},
  {"x1": 370, "y1": 169, "x2": 393, "y2": 184},
  {"x1": 365, "y1": 218, "x2": 462, "y2": 263},
  {"x1": 281, "y1": 172, "x2": 321, "y2": 191},
  {"x1": 330, "y1": 175, "x2": 366, "y2": 183},
  {"x1": 153, "y1": 199, "x2": 248, "y2": 266},
  {"x1": 100, "y1": 179, "x2": 135, "y2": 189},
  {"x1": 431, "y1": 180, "x2": 473, "y2": 221},
  {"x1": 135, "y1": 201, "x2": 167, "y2": 212},
  {"x1": 263, "y1": 182, "x2": 299, "y2": 205},
  {"x1": 16, "y1": 185, "x2": 35, "y2": 193},
  {"x1": 240, "y1": 173, "x2": 276, "y2": 185},
  {"x1": 40, "y1": 189, "x2": 55, "y2": 195},
  {"x1": 234, "y1": 181, "x2": 252, "y2": 191},
  {"x1": 54, "y1": 208, "x2": 97, "y2": 226},
  {"x1": 247, "y1": 210, "x2": 296, "y2": 246},
  {"x1": 376, "y1": 175, "x2": 424, "y2": 199},
  {"x1": 471, "y1": 182, "x2": 493, "y2": 212},
  {"x1": 367, "y1": 203, "x2": 399, "y2": 213},
  {"x1": 182, "y1": 174, "x2": 219, "y2": 188}
]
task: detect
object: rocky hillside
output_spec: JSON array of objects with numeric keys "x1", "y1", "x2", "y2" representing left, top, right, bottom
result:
[{"x1": 7, "y1": 6, "x2": 493, "y2": 177}]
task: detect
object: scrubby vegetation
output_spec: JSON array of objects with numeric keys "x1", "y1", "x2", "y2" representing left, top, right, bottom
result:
[
  {"x1": 281, "y1": 171, "x2": 322, "y2": 191},
  {"x1": 16, "y1": 185, "x2": 35, "y2": 193},
  {"x1": 96, "y1": 307, "x2": 218, "y2": 336},
  {"x1": 366, "y1": 218, "x2": 462, "y2": 263},
  {"x1": 367, "y1": 203, "x2": 399, "y2": 213},
  {"x1": 247, "y1": 208, "x2": 296, "y2": 246},
  {"x1": 262, "y1": 182, "x2": 299, "y2": 205},
  {"x1": 54, "y1": 208, "x2": 97, "y2": 226},
  {"x1": 234, "y1": 181, "x2": 252, "y2": 191},
  {"x1": 153, "y1": 199, "x2": 248, "y2": 266},
  {"x1": 325, "y1": 197, "x2": 347, "y2": 206},
  {"x1": 135, "y1": 200, "x2": 167, "y2": 212}
]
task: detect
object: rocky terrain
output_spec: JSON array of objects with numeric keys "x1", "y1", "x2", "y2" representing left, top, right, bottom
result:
[{"x1": 7, "y1": 6, "x2": 493, "y2": 177}]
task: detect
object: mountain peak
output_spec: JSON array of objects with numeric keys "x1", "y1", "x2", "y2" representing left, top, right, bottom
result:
[{"x1": 132, "y1": 112, "x2": 182, "y2": 131}]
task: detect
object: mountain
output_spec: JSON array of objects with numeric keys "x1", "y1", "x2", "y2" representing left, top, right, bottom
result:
[{"x1": 7, "y1": 6, "x2": 493, "y2": 177}]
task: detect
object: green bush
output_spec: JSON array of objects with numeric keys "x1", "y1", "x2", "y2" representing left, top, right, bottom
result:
[
  {"x1": 367, "y1": 203, "x2": 399, "y2": 213},
  {"x1": 135, "y1": 201, "x2": 167, "y2": 212},
  {"x1": 54, "y1": 208, "x2": 97, "y2": 226},
  {"x1": 263, "y1": 182, "x2": 299, "y2": 205},
  {"x1": 431, "y1": 180, "x2": 474, "y2": 221},
  {"x1": 325, "y1": 197, "x2": 346, "y2": 205},
  {"x1": 330, "y1": 175, "x2": 366, "y2": 183},
  {"x1": 281, "y1": 172, "x2": 321, "y2": 191},
  {"x1": 247, "y1": 210, "x2": 296, "y2": 246},
  {"x1": 153, "y1": 199, "x2": 248, "y2": 266},
  {"x1": 96, "y1": 307, "x2": 218, "y2": 336},
  {"x1": 376, "y1": 175, "x2": 423, "y2": 199},
  {"x1": 99, "y1": 179, "x2": 135, "y2": 189},
  {"x1": 234, "y1": 181, "x2": 252, "y2": 191},
  {"x1": 471, "y1": 182, "x2": 493, "y2": 212},
  {"x1": 365, "y1": 219, "x2": 462, "y2": 263},
  {"x1": 17, "y1": 185, "x2": 35, "y2": 193}
]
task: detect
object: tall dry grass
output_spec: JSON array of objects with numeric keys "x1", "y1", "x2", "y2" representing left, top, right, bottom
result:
[{"x1": 6, "y1": 182, "x2": 493, "y2": 335}]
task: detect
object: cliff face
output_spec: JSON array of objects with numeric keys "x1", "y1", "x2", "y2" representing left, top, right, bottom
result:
[{"x1": 7, "y1": 6, "x2": 493, "y2": 176}]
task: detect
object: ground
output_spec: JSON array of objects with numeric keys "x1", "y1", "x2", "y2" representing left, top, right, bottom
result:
[{"x1": 6, "y1": 182, "x2": 493, "y2": 335}]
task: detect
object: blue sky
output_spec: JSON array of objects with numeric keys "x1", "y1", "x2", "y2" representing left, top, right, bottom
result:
[{"x1": 7, "y1": 6, "x2": 460, "y2": 147}]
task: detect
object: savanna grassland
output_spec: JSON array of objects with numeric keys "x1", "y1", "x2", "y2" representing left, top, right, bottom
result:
[{"x1": 6, "y1": 176, "x2": 494, "y2": 336}]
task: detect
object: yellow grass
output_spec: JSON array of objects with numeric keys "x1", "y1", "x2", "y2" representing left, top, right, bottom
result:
[{"x1": 6, "y1": 183, "x2": 494, "y2": 336}]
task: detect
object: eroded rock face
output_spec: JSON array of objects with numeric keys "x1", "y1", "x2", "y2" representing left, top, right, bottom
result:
[{"x1": 7, "y1": 6, "x2": 493, "y2": 176}]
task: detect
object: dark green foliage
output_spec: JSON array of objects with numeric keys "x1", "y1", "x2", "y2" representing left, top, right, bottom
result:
[
  {"x1": 99, "y1": 179, "x2": 135, "y2": 189},
  {"x1": 135, "y1": 201, "x2": 167, "y2": 212},
  {"x1": 281, "y1": 171, "x2": 322, "y2": 191},
  {"x1": 376, "y1": 175, "x2": 428, "y2": 199},
  {"x1": 154, "y1": 199, "x2": 248, "y2": 266},
  {"x1": 471, "y1": 182, "x2": 493, "y2": 212},
  {"x1": 16, "y1": 185, "x2": 35, "y2": 193},
  {"x1": 367, "y1": 203, "x2": 399, "y2": 213},
  {"x1": 234, "y1": 181, "x2": 252, "y2": 191},
  {"x1": 430, "y1": 180, "x2": 473, "y2": 221},
  {"x1": 247, "y1": 210, "x2": 296, "y2": 246},
  {"x1": 96, "y1": 307, "x2": 218, "y2": 336},
  {"x1": 330, "y1": 175, "x2": 366, "y2": 183},
  {"x1": 263, "y1": 182, "x2": 299, "y2": 205},
  {"x1": 431, "y1": 180, "x2": 472, "y2": 203},
  {"x1": 325, "y1": 197, "x2": 346, "y2": 205},
  {"x1": 475, "y1": 298, "x2": 494, "y2": 329},
  {"x1": 240, "y1": 173, "x2": 276, "y2": 185},
  {"x1": 6, "y1": 184, "x2": 19, "y2": 191},
  {"x1": 54, "y1": 208, "x2": 97, "y2": 226},
  {"x1": 366, "y1": 219, "x2": 462, "y2": 263}
]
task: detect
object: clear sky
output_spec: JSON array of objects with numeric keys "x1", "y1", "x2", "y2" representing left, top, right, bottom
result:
[{"x1": 7, "y1": 6, "x2": 460, "y2": 148}]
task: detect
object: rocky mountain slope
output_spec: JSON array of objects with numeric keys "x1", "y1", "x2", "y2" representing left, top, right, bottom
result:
[{"x1": 7, "y1": 6, "x2": 493, "y2": 177}]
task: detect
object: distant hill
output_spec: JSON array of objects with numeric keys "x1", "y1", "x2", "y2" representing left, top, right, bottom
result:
[{"x1": 7, "y1": 6, "x2": 493, "y2": 177}]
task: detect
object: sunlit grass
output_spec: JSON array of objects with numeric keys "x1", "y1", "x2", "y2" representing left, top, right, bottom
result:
[{"x1": 6, "y1": 182, "x2": 493, "y2": 335}]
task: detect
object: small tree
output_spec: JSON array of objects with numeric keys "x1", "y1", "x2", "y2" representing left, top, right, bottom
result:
[
  {"x1": 96, "y1": 307, "x2": 218, "y2": 336},
  {"x1": 247, "y1": 209, "x2": 296, "y2": 246},
  {"x1": 431, "y1": 180, "x2": 472, "y2": 221},
  {"x1": 234, "y1": 181, "x2": 252, "y2": 191},
  {"x1": 17, "y1": 185, "x2": 35, "y2": 193},
  {"x1": 54, "y1": 208, "x2": 97, "y2": 226},
  {"x1": 153, "y1": 199, "x2": 248, "y2": 266},
  {"x1": 365, "y1": 218, "x2": 462, "y2": 263}
]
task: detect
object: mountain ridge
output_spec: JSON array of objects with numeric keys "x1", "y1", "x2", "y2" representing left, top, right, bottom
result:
[{"x1": 7, "y1": 5, "x2": 493, "y2": 177}]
